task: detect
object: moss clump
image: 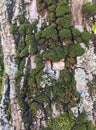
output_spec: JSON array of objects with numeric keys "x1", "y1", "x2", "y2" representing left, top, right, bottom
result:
[
  {"x1": 56, "y1": 3, "x2": 71, "y2": 17},
  {"x1": 42, "y1": 26, "x2": 58, "y2": 40},
  {"x1": 20, "y1": 47, "x2": 29, "y2": 57},
  {"x1": 15, "y1": 70, "x2": 23, "y2": 79},
  {"x1": 59, "y1": 29, "x2": 71, "y2": 40},
  {"x1": 72, "y1": 28, "x2": 81, "y2": 40},
  {"x1": 9, "y1": 1, "x2": 93, "y2": 129},
  {"x1": 10, "y1": 24, "x2": 19, "y2": 35},
  {"x1": 82, "y1": 2, "x2": 96, "y2": 19},
  {"x1": 41, "y1": 46, "x2": 67, "y2": 62},
  {"x1": 17, "y1": 15, "x2": 25, "y2": 24},
  {"x1": 56, "y1": 17, "x2": 72, "y2": 29},
  {"x1": 47, "y1": 113, "x2": 75, "y2": 130},
  {"x1": 69, "y1": 44, "x2": 85, "y2": 57},
  {"x1": 19, "y1": 58, "x2": 25, "y2": 71},
  {"x1": 73, "y1": 112, "x2": 96, "y2": 130},
  {"x1": 48, "y1": 5, "x2": 56, "y2": 13},
  {"x1": 81, "y1": 31, "x2": 91, "y2": 47}
]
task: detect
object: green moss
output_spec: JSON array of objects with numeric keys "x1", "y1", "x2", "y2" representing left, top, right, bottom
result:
[
  {"x1": 47, "y1": 113, "x2": 75, "y2": 130},
  {"x1": 48, "y1": 12, "x2": 56, "y2": 22},
  {"x1": 26, "y1": 35, "x2": 38, "y2": 54},
  {"x1": 17, "y1": 41, "x2": 25, "y2": 51},
  {"x1": 81, "y1": 31, "x2": 91, "y2": 46},
  {"x1": 77, "y1": 112, "x2": 88, "y2": 124},
  {"x1": 41, "y1": 45, "x2": 67, "y2": 62},
  {"x1": 65, "y1": 57, "x2": 76, "y2": 67},
  {"x1": 59, "y1": 29, "x2": 71, "y2": 40},
  {"x1": 20, "y1": 47, "x2": 29, "y2": 57},
  {"x1": 30, "y1": 44, "x2": 38, "y2": 55},
  {"x1": 41, "y1": 21, "x2": 48, "y2": 30},
  {"x1": 17, "y1": 15, "x2": 25, "y2": 24},
  {"x1": 35, "y1": 31, "x2": 43, "y2": 40},
  {"x1": 9, "y1": 24, "x2": 18, "y2": 34},
  {"x1": 15, "y1": 70, "x2": 23, "y2": 79},
  {"x1": 36, "y1": 0, "x2": 46, "y2": 13},
  {"x1": 87, "y1": 121, "x2": 96, "y2": 130},
  {"x1": 48, "y1": 5, "x2": 56, "y2": 12},
  {"x1": 27, "y1": 69, "x2": 37, "y2": 87},
  {"x1": 73, "y1": 125, "x2": 87, "y2": 130},
  {"x1": 72, "y1": 27, "x2": 81, "y2": 39},
  {"x1": 56, "y1": 17, "x2": 71, "y2": 29},
  {"x1": 31, "y1": 19, "x2": 38, "y2": 32},
  {"x1": 30, "y1": 102, "x2": 41, "y2": 115},
  {"x1": 6, "y1": 103, "x2": 11, "y2": 120},
  {"x1": 40, "y1": 127, "x2": 51, "y2": 130},
  {"x1": 36, "y1": 92, "x2": 50, "y2": 104},
  {"x1": 82, "y1": 2, "x2": 96, "y2": 19},
  {"x1": 73, "y1": 112, "x2": 96, "y2": 130},
  {"x1": 56, "y1": 3, "x2": 71, "y2": 17},
  {"x1": 28, "y1": 36, "x2": 38, "y2": 54},
  {"x1": 44, "y1": 0, "x2": 53, "y2": 6},
  {"x1": 12, "y1": 2, "x2": 91, "y2": 129},
  {"x1": 55, "y1": 46, "x2": 68, "y2": 59},
  {"x1": 18, "y1": 24, "x2": 26, "y2": 34},
  {"x1": 76, "y1": 37, "x2": 82, "y2": 43},
  {"x1": 60, "y1": 68, "x2": 71, "y2": 83},
  {"x1": 19, "y1": 58, "x2": 25, "y2": 71},
  {"x1": 41, "y1": 50, "x2": 58, "y2": 62},
  {"x1": 38, "y1": 39, "x2": 46, "y2": 47},
  {"x1": 32, "y1": 19, "x2": 38, "y2": 28},
  {"x1": 35, "y1": 60, "x2": 44, "y2": 73},
  {"x1": 36, "y1": 71, "x2": 45, "y2": 86},
  {"x1": 42, "y1": 26, "x2": 58, "y2": 40},
  {"x1": 69, "y1": 44, "x2": 85, "y2": 57},
  {"x1": 50, "y1": 23, "x2": 57, "y2": 28},
  {"x1": 24, "y1": 22, "x2": 33, "y2": 35},
  {"x1": 59, "y1": 0, "x2": 68, "y2": 4}
]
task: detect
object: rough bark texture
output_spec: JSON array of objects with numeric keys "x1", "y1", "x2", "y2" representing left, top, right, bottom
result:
[{"x1": 0, "y1": 0, "x2": 96, "y2": 130}]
